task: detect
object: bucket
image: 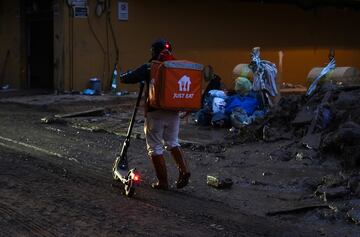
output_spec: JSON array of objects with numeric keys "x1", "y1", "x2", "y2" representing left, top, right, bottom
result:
[{"x1": 90, "y1": 78, "x2": 101, "y2": 94}]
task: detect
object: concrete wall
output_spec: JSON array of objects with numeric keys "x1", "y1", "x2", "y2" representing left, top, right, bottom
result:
[
  {"x1": 1, "y1": 0, "x2": 360, "y2": 91},
  {"x1": 61, "y1": 0, "x2": 110, "y2": 91},
  {"x1": 115, "y1": 0, "x2": 360, "y2": 90}
]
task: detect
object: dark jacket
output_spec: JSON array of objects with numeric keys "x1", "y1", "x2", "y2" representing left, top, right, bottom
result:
[
  {"x1": 120, "y1": 63, "x2": 150, "y2": 85},
  {"x1": 120, "y1": 50, "x2": 175, "y2": 114},
  {"x1": 120, "y1": 63, "x2": 154, "y2": 113}
]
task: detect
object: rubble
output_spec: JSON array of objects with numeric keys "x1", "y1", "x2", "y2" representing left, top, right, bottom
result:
[
  {"x1": 41, "y1": 116, "x2": 67, "y2": 125},
  {"x1": 347, "y1": 208, "x2": 360, "y2": 224},
  {"x1": 269, "y1": 149, "x2": 292, "y2": 161},
  {"x1": 234, "y1": 82, "x2": 360, "y2": 169},
  {"x1": 206, "y1": 175, "x2": 233, "y2": 189},
  {"x1": 316, "y1": 186, "x2": 350, "y2": 201}
]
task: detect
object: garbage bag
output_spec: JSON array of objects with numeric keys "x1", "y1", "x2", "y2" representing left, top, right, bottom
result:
[
  {"x1": 252, "y1": 110, "x2": 266, "y2": 119},
  {"x1": 208, "y1": 90, "x2": 227, "y2": 99},
  {"x1": 194, "y1": 108, "x2": 212, "y2": 126},
  {"x1": 83, "y1": 89, "x2": 96, "y2": 95},
  {"x1": 225, "y1": 95, "x2": 259, "y2": 116},
  {"x1": 235, "y1": 77, "x2": 252, "y2": 96},
  {"x1": 230, "y1": 108, "x2": 265, "y2": 128},
  {"x1": 212, "y1": 97, "x2": 226, "y2": 114},
  {"x1": 230, "y1": 108, "x2": 251, "y2": 127},
  {"x1": 202, "y1": 94, "x2": 213, "y2": 110},
  {"x1": 316, "y1": 105, "x2": 332, "y2": 130},
  {"x1": 211, "y1": 112, "x2": 231, "y2": 128}
]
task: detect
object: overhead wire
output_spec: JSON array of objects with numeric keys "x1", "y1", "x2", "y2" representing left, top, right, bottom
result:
[
  {"x1": 106, "y1": 0, "x2": 120, "y2": 84},
  {"x1": 86, "y1": 2, "x2": 107, "y2": 91},
  {"x1": 68, "y1": 4, "x2": 73, "y2": 91}
]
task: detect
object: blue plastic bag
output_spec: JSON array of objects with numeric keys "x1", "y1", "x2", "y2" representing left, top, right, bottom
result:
[
  {"x1": 83, "y1": 89, "x2": 96, "y2": 95},
  {"x1": 225, "y1": 95, "x2": 259, "y2": 116}
]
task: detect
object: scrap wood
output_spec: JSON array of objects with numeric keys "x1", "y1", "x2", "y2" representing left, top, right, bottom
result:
[
  {"x1": 41, "y1": 116, "x2": 67, "y2": 124},
  {"x1": 337, "y1": 85, "x2": 360, "y2": 91},
  {"x1": 292, "y1": 107, "x2": 314, "y2": 125},
  {"x1": 266, "y1": 203, "x2": 330, "y2": 216},
  {"x1": 55, "y1": 107, "x2": 106, "y2": 119},
  {"x1": 301, "y1": 91, "x2": 332, "y2": 149},
  {"x1": 302, "y1": 133, "x2": 322, "y2": 150},
  {"x1": 307, "y1": 91, "x2": 332, "y2": 134}
]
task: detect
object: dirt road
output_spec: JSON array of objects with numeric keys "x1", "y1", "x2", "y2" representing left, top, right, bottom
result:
[{"x1": 0, "y1": 101, "x2": 358, "y2": 236}]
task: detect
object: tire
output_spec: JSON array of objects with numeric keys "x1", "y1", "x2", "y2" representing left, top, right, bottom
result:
[{"x1": 124, "y1": 180, "x2": 135, "y2": 197}]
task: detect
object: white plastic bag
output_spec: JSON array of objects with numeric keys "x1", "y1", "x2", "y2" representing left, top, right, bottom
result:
[
  {"x1": 208, "y1": 90, "x2": 227, "y2": 99},
  {"x1": 212, "y1": 97, "x2": 226, "y2": 114}
]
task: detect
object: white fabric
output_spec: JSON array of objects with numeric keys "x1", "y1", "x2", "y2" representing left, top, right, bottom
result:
[
  {"x1": 208, "y1": 90, "x2": 227, "y2": 99},
  {"x1": 306, "y1": 58, "x2": 336, "y2": 96},
  {"x1": 251, "y1": 48, "x2": 278, "y2": 97},
  {"x1": 144, "y1": 110, "x2": 180, "y2": 156},
  {"x1": 212, "y1": 97, "x2": 226, "y2": 114}
]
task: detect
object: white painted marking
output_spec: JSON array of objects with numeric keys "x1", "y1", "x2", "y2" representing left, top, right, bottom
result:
[{"x1": 0, "y1": 135, "x2": 79, "y2": 163}]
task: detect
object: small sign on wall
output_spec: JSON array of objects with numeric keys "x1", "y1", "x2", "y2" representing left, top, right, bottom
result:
[
  {"x1": 118, "y1": 1, "x2": 128, "y2": 21},
  {"x1": 73, "y1": 6, "x2": 88, "y2": 18},
  {"x1": 72, "y1": 0, "x2": 87, "y2": 7}
]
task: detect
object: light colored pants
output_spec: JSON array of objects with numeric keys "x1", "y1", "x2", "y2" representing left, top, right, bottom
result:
[{"x1": 144, "y1": 110, "x2": 180, "y2": 156}]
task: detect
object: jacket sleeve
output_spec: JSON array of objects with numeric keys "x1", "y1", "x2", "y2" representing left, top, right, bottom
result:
[{"x1": 120, "y1": 63, "x2": 150, "y2": 84}]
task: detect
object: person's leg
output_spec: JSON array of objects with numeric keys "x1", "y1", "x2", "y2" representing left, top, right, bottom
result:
[
  {"x1": 163, "y1": 112, "x2": 191, "y2": 189},
  {"x1": 170, "y1": 146, "x2": 190, "y2": 189},
  {"x1": 150, "y1": 154, "x2": 168, "y2": 190},
  {"x1": 144, "y1": 111, "x2": 168, "y2": 190}
]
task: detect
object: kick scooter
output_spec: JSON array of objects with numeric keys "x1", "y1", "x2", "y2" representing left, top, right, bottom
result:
[{"x1": 112, "y1": 81, "x2": 144, "y2": 197}]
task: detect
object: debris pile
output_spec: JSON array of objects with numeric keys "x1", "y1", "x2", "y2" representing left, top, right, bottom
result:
[
  {"x1": 195, "y1": 47, "x2": 277, "y2": 129},
  {"x1": 229, "y1": 83, "x2": 360, "y2": 168}
]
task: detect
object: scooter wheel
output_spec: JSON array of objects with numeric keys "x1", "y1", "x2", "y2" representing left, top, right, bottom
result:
[
  {"x1": 124, "y1": 180, "x2": 135, "y2": 197},
  {"x1": 112, "y1": 171, "x2": 119, "y2": 181}
]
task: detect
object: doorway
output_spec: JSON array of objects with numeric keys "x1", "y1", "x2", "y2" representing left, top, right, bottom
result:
[{"x1": 23, "y1": 0, "x2": 53, "y2": 89}]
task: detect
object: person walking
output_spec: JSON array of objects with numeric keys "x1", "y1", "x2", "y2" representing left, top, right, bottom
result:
[{"x1": 119, "y1": 39, "x2": 191, "y2": 190}]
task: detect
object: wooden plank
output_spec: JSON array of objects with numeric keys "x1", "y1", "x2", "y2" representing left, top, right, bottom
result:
[
  {"x1": 267, "y1": 204, "x2": 329, "y2": 216},
  {"x1": 55, "y1": 107, "x2": 105, "y2": 118}
]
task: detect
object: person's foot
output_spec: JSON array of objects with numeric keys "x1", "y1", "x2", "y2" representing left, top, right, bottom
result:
[
  {"x1": 176, "y1": 172, "x2": 191, "y2": 189},
  {"x1": 151, "y1": 181, "x2": 169, "y2": 190}
]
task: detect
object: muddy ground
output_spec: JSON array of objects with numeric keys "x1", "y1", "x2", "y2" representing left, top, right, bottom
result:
[{"x1": 0, "y1": 91, "x2": 359, "y2": 237}]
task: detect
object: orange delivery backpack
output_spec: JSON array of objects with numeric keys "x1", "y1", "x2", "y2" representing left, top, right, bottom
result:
[{"x1": 149, "y1": 60, "x2": 204, "y2": 111}]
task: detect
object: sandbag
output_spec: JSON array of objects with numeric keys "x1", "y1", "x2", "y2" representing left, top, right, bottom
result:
[
  {"x1": 234, "y1": 77, "x2": 252, "y2": 96},
  {"x1": 233, "y1": 64, "x2": 253, "y2": 80},
  {"x1": 307, "y1": 67, "x2": 360, "y2": 86}
]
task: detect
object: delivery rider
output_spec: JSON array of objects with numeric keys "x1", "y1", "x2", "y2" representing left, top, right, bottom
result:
[{"x1": 119, "y1": 39, "x2": 191, "y2": 190}]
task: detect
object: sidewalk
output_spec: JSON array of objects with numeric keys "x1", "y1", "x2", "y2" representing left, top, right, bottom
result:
[
  {"x1": 0, "y1": 89, "x2": 136, "y2": 107},
  {"x1": 0, "y1": 90, "x2": 228, "y2": 146}
]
